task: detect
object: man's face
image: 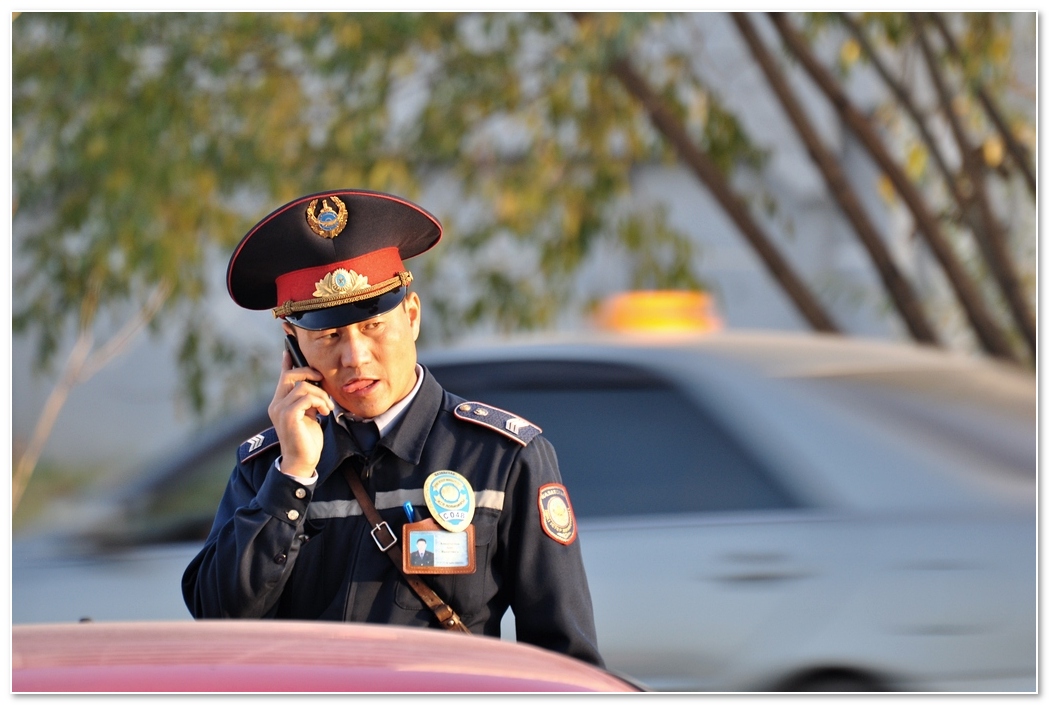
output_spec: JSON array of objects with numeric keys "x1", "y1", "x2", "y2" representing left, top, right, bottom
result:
[
  {"x1": 284, "y1": 292, "x2": 421, "y2": 419},
  {"x1": 416, "y1": 540, "x2": 426, "y2": 553}
]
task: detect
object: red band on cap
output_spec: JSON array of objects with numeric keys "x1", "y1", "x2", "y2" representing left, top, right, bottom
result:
[{"x1": 275, "y1": 247, "x2": 406, "y2": 305}]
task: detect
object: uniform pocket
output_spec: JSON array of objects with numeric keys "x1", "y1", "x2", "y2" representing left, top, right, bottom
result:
[{"x1": 394, "y1": 510, "x2": 499, "y2": 614}]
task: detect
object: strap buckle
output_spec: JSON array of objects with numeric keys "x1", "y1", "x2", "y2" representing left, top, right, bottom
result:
[{"x1": 371, "y1": 521, "x2": 398, "y2": 552}]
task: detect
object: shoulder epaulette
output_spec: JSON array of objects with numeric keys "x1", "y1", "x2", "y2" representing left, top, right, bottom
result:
[
  {"x1": 453, "y1": 401, "x2": 542, "y2": 447},
  {"x1": 238, "y1": 426, "x2": 280, "y2": 464}
]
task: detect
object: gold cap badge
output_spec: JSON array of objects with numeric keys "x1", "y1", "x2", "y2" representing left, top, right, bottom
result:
[{"x1": 305, "y1": 196, "x2": 348, "y2": 239}]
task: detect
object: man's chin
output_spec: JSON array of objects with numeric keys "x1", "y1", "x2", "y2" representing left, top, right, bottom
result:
[{"x1": 335, "y1": 397, "x2": 388, "y2": 421}]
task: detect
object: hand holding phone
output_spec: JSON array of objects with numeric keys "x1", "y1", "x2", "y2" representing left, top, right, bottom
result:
[
  {"x1": 285, "y1": 335, "x2": 321, "y2": 387},
  {"x1": 272, "y1": 334, "x2": 330, "y2": 477}
]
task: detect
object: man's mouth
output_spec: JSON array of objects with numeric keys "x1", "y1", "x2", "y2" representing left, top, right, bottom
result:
[{"x1": 343, "y1": 379, "x2": 378, "y2": 395}]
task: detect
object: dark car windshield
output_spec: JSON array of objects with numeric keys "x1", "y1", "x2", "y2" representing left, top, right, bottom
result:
[{"x1": 430, "y1": 360, "x2": 801, "y2": 519}]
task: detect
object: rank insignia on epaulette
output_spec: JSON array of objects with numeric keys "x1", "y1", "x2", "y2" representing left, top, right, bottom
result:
[
  {"x1": 538, "y1": 483, "x2": 577, "y2": 545},
  {"x1": 238, "y1": 426, "x2": 280, "y2": 463},
  {"x1": 454, "y1": 402, "x2": 542, "y2": 446}
]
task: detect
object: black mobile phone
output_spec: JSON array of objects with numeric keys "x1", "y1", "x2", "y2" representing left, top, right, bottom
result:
[{"x1": 284, "y1": 335, "x2": 321, "y2": 386}]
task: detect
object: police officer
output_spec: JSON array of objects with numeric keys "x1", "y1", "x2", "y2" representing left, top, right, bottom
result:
[{"x1": 181, "y1": 189, "x2": 603, "y2": 667}]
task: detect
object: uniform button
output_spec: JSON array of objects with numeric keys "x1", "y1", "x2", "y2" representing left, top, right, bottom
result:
[
  {"x1": 287, "y1": 509, "x2": 300, "y2": 521},
  {"x1": 274, "y1": 553, "x2": 287, "y2": 564},
  {"x1": 294, "y1": 488, "x2": 307, "y2": 499}
]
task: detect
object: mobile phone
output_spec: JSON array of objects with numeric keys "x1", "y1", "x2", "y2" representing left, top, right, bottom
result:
[{"x1": 284, "y1": 335, "x2": 321, "y2": 386}]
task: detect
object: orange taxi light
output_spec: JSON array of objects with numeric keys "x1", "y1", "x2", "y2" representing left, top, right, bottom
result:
[{"x1": 596, "y1": 290, "x2": 723, "y2": 334}]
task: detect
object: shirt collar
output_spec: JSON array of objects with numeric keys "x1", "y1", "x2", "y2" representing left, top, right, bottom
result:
[{"x1": 334, "y1": 364, "x2": 425, "y2": 437}]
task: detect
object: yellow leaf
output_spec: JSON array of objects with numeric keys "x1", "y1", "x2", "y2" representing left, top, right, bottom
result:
[
  {"x1": 877, "y1": 174, "x2": 896, "y2": 205},
  {"x1": 990, "y1": 34, "x2": 1010, "y2": 64},
  {"x1": 905, "y1": 144, "x2": 928, "y2": 180},
  {"x1": 497, "y1": 193, "x2": 519, "y2": 221},
  {"x1": 983, "y1": 135, "x2": 1004, "y2": 168},
  {"x1": 1015, "y1": 122, "x2": 1035, "y2": 149},
  {"x1": 840, "y1": 38, "x2": 861, "y2": 67},
  {"x1": 337, "y1": 22, "x2": 362, "y2": 48}
]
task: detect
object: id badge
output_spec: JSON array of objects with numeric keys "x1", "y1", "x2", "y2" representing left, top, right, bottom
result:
[{"x1": 402, "y1": 518, "x2": 476, "y2": 575}]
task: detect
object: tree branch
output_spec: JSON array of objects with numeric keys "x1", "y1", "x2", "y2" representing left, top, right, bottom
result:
[
  {"x1": 567, "y1": 12, "x2": 839, "y2": 333},
  {"x1": 912, "y1": 12, "x2": 1035, "y2": 359},
  {"x1": 12, "y1": 279, "x2": 173, "y2": 514},
  {"x1": 79, "y1": 280, "x2": 173, "y2": 381},
  {"x1": 927, "y1": 12, "x2": 1036, "y2": 197},
  {"x1": 767, "y1": 12, "x2": 1020, "y2": 363},
  {"x1": 12, "y1": 331, "x2": 93, "y2": 513},
  {"x1": 732, "y1": 13, "x2": 940, "y2": 347},
  {"x1": 607, "y1": 55, "x2": 841, "y2": 333},
  {"x1": 837, "y1": 13, "x2": 974, "y2": 230}
]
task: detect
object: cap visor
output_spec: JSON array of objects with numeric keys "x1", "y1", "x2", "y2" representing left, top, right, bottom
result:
[{"x1": 284, "y1": 287, "x2": 407, "y2": 330}]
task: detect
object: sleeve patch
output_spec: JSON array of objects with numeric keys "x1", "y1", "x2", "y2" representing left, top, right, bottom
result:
[
  {"x1": 453, "y1": 401, "x2": 542, "y2": 446},
  {"x1": 538, "y1": 483, "x2": 577, "y2": 545},
  {"x1": 238, "y1": 426, "x2": 280, "y2": 464}
]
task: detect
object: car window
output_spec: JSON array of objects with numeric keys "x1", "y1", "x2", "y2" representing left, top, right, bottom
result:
[
  {"x1": 89, "y1": 411, "x2": 271, "y2": 549},
  {"x1": 430, "y1": 360, "x2": 801, "y2": 518}
]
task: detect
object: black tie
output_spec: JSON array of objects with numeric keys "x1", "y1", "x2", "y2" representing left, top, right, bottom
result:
[{"x1": 349, "y1": 421, "x2": 380, "y2": 454}]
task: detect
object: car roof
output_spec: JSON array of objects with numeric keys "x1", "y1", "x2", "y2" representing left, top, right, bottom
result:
[{"x1": 13, "y1": 620, "x2": 641, "y2": 693}]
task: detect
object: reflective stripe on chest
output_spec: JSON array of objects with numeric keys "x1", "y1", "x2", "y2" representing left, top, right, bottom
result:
[{"x1": 307, "y1": 488, "x2": 506, "y2": 520}]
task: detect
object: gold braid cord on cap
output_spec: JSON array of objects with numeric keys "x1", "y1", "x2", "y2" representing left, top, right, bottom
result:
[{"x1": 273, "y1": 270, "x2": 413, "y2": 318}]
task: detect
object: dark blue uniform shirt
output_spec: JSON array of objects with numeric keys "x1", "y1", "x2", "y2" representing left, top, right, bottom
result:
[{"x1": 181, "y1": 367, "x2": 603, "y2": 666}]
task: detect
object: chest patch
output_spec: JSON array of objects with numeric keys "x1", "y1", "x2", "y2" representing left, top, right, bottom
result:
[
  {"x1": 538, "y1": 483, "x2": 577, "y2": 545},
  {"x1": 454, "y1": 402, "x2": 542, "y2": 446},
  {"x1": 423, "y1": 470, "x2": 476, "y2": 533},
  {"x1": 238, "y1": 426, "x2": 280, "y2": 464}
]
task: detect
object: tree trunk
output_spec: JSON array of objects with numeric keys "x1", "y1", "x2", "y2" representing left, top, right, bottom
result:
[
  {"x1": 606, "y1": 56, "x2": 841, "y2": 334},
  {"x1": 837, "y1": 14, "x2": 980, "y2": 233},
  {"x1": 767, "y1": 12, "x2": 1020, "y2": 364},
  {"x1": 927, "y1": 12, "x2": 1036, "y2": 198},
  {"x1": 732, "y1": 13, "x2": 940, "y2": 347},
  {"x1": 912, "y1": 12, "x2": 1035, "y2": 360},
  {"x1": 12, "y1": 281, "x2": 171, "y2": 514}
]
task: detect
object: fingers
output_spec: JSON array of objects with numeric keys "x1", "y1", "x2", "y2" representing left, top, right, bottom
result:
[
  {"x1": 280, "y1": 379, "x2": 335, "y2": 419},
  {"x1": 281, "y1": 350, "x2": 325, "y2": 381},
  {"x1": 268, "y1": 377, "x2": 331, "y2": 476},
  {"x1": 268, "y1": 347, "x2": 332, "y2": 476}
]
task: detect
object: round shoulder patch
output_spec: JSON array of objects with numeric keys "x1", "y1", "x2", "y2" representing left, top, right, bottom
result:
[{"x1": 538, "y1": 483, "x2": 577, "y2": 545}]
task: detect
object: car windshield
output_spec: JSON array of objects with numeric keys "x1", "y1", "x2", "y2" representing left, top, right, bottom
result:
[{"x1": 431, "y1": 360, "x2": 803, "y2": 519}]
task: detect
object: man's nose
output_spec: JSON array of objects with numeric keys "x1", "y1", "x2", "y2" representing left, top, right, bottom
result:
[{"x1": 338, "y1": 330, "x2": 372, "y2": 368}]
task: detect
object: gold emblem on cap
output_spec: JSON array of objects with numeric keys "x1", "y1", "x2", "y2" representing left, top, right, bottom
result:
[
  {"x1": 314, "y1": 268, "x2": 370, "y2": 298},
  {"x1": 272, "y1": 270, "x2": 413, "y2": 319},
  {"x1": 305, "y1": 196, "x2": 349, "y2": 239}
]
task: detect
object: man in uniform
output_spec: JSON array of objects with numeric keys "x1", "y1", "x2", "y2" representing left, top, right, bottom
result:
[
  {"x1": 411, "y1": 538, "x2": 435, "y2": 567},
  {"x1": 181, "y1": 189, "x2": 603, "y2": 667}
]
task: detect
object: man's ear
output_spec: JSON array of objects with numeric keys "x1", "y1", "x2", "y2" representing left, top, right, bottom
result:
[
  {"x1": 404, "y1": 292, "x2": 422, "y2": 341},
  {"x1": 281, "y1": 321, "x2": 297, "y2": 337}
]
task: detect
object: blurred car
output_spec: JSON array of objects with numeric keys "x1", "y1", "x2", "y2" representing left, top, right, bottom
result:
[
  {"x1": 13, "y1": 328, "x2": 1035, "y2": 692},
  {"x1": 13, "y1": 620, "x2": 641, "y2": 692}
]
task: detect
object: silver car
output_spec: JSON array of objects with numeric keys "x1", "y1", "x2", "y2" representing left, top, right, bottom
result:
[{"x1": 13, "y1": 330, "x2": 1035, "y2": 691}]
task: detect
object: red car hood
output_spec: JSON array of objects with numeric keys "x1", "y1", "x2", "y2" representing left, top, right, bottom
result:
[{"x1": 13, "y1": 620, "x2": 639, "y2": 693}]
